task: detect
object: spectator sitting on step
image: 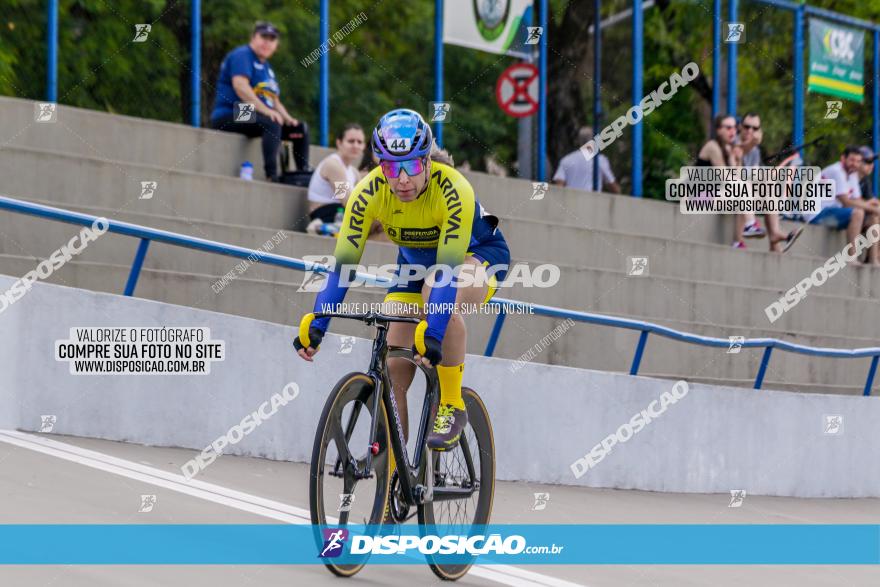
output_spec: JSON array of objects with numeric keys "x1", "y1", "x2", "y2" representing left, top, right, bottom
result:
[
  {"x1": 731, "y1": 112, "x2": 802, "y2": 253},
  {"x1": 732, "y1": 112, "x2": 765, "y2": 243},
  {"x1": 856, "y1": 146, "x2": 880, "y2": 264},
  {"x1": 210, "y1": 22, "x2": 310, "y2": 182},
  {"x1": 696, "y1": 115, "x2": 740, "y2": 242},
  {"x1": 306, "y1": 123, "x2": 364, "y2": 234},
  {"x1": 802, "y1": 146, "x2": 880, "y2": 266},
  {"x1": 697, "y1": 113, "x2": 739, "y2": 168},
  {"x1": 857, "y1": 145, "x2": 877, "y2": 200},
  {"x1": 553, "y1": 126, "x2": 621, "y2": 193}
]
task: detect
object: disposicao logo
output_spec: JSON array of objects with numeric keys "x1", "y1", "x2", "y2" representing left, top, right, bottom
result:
[{"x1": 319, "y1": 528, "x2": 349, "y2": 558}]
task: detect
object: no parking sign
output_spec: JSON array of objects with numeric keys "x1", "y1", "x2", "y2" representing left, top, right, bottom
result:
[{"x1": 495, "y1": 63, "x2": 539, "y2": 117}]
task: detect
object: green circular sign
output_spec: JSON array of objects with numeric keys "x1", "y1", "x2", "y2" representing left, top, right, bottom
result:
[{"x1": 473, "y1": 0, "x2": 511, "y2": 41}]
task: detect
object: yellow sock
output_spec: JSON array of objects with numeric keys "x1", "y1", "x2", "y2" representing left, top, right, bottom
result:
[{"x1": 437, "y1": 363, "x2": 465, "y2": 410}]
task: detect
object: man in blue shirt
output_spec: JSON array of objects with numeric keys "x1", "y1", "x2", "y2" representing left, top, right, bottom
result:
[
  {"x1": 858, "y1": 145, "x2": 878, "y2": 200},
  {"x1": 211, "y1": 22, "x2": 309, "y2": 181}
]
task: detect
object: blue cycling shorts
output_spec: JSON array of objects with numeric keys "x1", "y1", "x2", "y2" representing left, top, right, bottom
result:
[{"x1": 384, "y1": 238, "x2": 511, "y2": 305}]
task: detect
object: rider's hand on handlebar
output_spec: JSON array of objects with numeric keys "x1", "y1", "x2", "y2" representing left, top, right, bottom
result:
[
  {"x1": 413, "y1": 334, "x2": 442, "y2": 368},
  {"x1": 294, "y1": 327, "x2": 324, "y2": 362}
]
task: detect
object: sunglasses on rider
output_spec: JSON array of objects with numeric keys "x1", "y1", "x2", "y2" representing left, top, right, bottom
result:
[
  {"x1": 380, "y1": 158, "x2": 427, "y2": 178},
  {"x1": 741, "y1": 123, "x2": 760, "y2": 131}
]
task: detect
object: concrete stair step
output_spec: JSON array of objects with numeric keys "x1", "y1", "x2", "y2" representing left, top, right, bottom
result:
[
  {"x1": 0, "y1": 201, "x2": 400, "y2": 286},
  {"x1": 467, "y1": 171, "x2": 850, "y2": 256},
  {"x1": 2, "y1": 201, "x2": 878, "y2": 342},
  {"x1": 0, "y1": 256, "x2": 874, "y2": 394},
  {"x1": 499, "y1": 217, "x2": 878, "y2": 298},
  {"x1": 508, "y1": 259, "x2": 880, "y2": 340},
  {"x1": 2, "y1": 96, "x2": 853, "y2": 261},
  {"x1": 12, "y1": 197, "x2": 871, "y2": 298},
  {"x1": 1, "y1": 143, "x2": 864, "y2": 300},
  {"x1": 0, "y1": 145, "x2": 313, "y2": 231},
  {"x1": 0, "y1": 96, "x2": 334, "y2": 179}
]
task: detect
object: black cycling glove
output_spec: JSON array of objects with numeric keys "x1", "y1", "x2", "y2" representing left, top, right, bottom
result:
[
  {"x1": 293, "y1": 327, "x2": 324, "y2": 352},
  {"x1": 414, "y1": 335, "x2": 442, "y2": 367}
]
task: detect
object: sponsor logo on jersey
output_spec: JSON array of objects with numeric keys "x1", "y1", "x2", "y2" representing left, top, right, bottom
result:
[
  {"x1": 400, "y1": 227, "x2": 440, "y2": 242},
  {"x1": 345, "y1": 175, "x2": 386, "y2": 248},
  {"x1": 431, "y1": 170, "x2": 463, "y2": 245}
]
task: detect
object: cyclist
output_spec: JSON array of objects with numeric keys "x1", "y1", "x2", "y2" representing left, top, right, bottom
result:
[{"x1": 294, "y1": 108, "x2": 509, "y2": 451}]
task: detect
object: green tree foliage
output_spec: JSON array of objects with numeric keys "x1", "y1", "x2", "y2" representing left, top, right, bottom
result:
[
  {"x1": 588, "y1": 0, "x2": 880, "y2": 196},
  {"x1": 1, "y1": 0, "x2": 46, "y2": 98},
  {"x1": 2, "y1": 0, "x2": 879, "y2": 193}
]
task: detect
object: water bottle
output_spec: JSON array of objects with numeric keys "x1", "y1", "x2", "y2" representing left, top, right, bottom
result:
[
  {"x1": 239, "y1": 161, "x2": 254, "y2": 181},
  {"x1": 330, "y1": 207, "x2": 344, "y2": 238},
  {"x1": 317, "y1": 223, "x2": 339, "y2": 236}
]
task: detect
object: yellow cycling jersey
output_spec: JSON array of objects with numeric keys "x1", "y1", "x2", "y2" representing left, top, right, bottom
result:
[
  {"x1": 312, "y1": 161, "x2": 505, "y2": 341},
  {"x1": 334, "y1": 162, "x2": 497, "y2": 268}
]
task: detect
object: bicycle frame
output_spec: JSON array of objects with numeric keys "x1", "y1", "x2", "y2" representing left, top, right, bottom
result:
[
  {"x1": 372, "y1": 324, "x2": 433, "y2": 506},
  {"x1": 376, "y1": 332, "x2": 479, "y2": 506}
]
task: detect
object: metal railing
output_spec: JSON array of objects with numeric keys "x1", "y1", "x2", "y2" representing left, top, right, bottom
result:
[{"x1": 0, "y1": 194, "x2": 878, "y2": 396}]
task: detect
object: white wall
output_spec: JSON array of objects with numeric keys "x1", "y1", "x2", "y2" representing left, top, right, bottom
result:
[{"x1": 1, "y1": 275, "x2": 878, "y2": 497}]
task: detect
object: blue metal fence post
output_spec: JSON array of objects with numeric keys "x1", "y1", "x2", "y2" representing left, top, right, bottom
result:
[
  {"x1": 319, "y1": 0, "x2": 329, "y2": 147},
  {"x1": 793, "y1": 6, "x2": 805, "y2": 155},
  {"x1": 873, "y1": 29, "x2": 879, "y2": 194},
  {"x1": 592, "y1": 0, "x2": 601, "y2": 192},
  {"x1": 727, "y1": 0, "x2": 738, "y2": 116},
  {"x1": 537, "y1": 0, "x2": 548, "y2": 181},
  {"x1": 434, "y1": 0, "x2": 444, "y2": 146},
  {"x1": 712, "y1": 0, "x2": 721, "y2": 120},
  {"x1": 124, "y1": 239, "x2": 151, "y2": 296},
  {"x1": 47, "y1": 0, "x2": 58, "y2": 102},
  {"x1": 630, "y1": 330, "x2": 649, "y2": 375},
  {"x1": 632, "y1": 0, "x2": 644, "y2": 197},
  {"x1": 483, "y1": 308, "x2": 507, "y2": 356},
  {"x1": 864, "y1": 356, "x2": 879, "y2": 396},
  {"x1": 190, "y1": 0, "x2": 201, "y2": 127},
  {"x1": 754, "y1": 346, "x2": 773, "y2": 389}
]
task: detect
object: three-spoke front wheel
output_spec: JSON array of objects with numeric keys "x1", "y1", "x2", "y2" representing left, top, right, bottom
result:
[{"x1": 309, "y1": 372, "x2": 391, "y2": 577}]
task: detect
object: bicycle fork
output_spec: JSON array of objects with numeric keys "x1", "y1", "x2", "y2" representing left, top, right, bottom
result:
[{"x1": 347, "y1": 325, "x2": 439, "y2": 506}]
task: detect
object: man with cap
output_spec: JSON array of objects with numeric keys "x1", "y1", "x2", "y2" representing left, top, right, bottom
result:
[
  {"x1": 210, "y1": 22, "x2": 310, "y2": 181},
  {"x1": 856, "y1": 146, "x2": 880, "y2": 264},
  {"x1": 857, "y1": 145, "x2": 878, "y2": 200},
  {"x1": 807, "y1": 146, "x2": 880, "y2": 265}
]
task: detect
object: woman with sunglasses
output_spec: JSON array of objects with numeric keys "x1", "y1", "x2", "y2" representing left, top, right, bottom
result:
[
  {"x1": 294, "y1": 108, "x2": 510, "y2": 454},
  {"x1": 697, "y1": 114, "x2": 739, "y2": 168}
]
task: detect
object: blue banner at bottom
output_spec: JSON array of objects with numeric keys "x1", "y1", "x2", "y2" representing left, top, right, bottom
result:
[{"x1": 0, "y1": 524, "x2": 878, "y2": 564}]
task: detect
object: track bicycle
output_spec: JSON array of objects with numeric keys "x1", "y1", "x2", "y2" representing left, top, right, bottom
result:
[{"x1": 303, "y1": 311, "x2": 495, "y2": 580}]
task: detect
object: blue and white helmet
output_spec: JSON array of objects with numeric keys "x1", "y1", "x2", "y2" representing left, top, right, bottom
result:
[{"x1": 371, "y1": 108, "x2": 434, "y2": 162}]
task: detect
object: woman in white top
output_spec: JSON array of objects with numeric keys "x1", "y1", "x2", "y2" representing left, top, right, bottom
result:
[{"x1": 307, "y1": 123, "x2": 364, "y2": 225}]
